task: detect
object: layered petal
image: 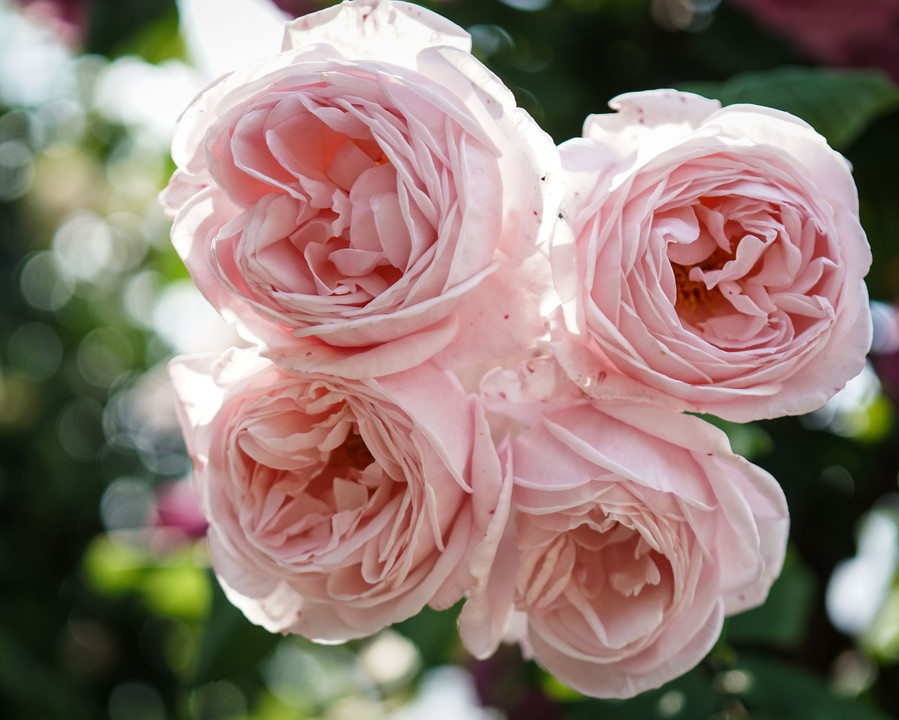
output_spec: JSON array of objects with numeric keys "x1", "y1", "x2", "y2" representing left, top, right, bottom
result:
[
  {"x1": 163, "y1": 0, "x2": 561, "y2": 377},
  {"x1": 555, "y1": 89, "x2": 872, "y2": 421},
  {"x1": 461, "y1": 357, "x2": 788, "y2": 698},
  {"x1": 169, "y1": 348, "x2": 509, "y2": 641}
]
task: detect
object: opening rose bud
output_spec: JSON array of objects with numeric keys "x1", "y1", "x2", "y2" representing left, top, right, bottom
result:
[
  {"x1": 169, "y1": 348, "x2": 509, "y2": 641},
  {"x1": 161, "y1": 0, "x2": 561, "y2": 379},
  {"x1": 554, "y1": 89, "x2": 873, "y2": 422}
]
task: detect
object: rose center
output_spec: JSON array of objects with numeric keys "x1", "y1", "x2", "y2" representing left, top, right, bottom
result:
[
  {"x1": 665, "y1": 195, "x2": 772, "y2": 326},
  {"x1": 242, "y1": 101, "x2": 417, "y2": 306},
  {"x1": 517, "y1": 513, "x2": 669, "y2": 613},
  {"x1": 326, "y1": 430, "x2": 376, "y2": 474},
  {"x1": 671, "y1": 243, "x2": 732, "y2": 318},
  {"x1": 244, "y1": 425, "x2": 390, "y2": 564}
]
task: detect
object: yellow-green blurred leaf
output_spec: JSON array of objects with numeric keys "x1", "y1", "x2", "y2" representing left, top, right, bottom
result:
[
  {"x1": 139, "y1": 563, "x2": 211, "y2": 620},
  {"x1": 81, "y1": 534, "x2": 148, "y2": 596}
]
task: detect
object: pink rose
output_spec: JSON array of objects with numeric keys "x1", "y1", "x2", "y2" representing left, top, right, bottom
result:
[
  {"x1": 554, "y1": 89, "x2": 872, "y2": 421},
  {"x1": 162, "y1": 0, "x2": 560, "y2": 378},
  {"x1": 169, "y1": 348, "x2": 509, "y2": 641},
  {"x1": 459, "y1": 358, "x2": 788, "y2": 699}
]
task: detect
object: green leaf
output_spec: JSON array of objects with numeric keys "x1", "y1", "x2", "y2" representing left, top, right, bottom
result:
[
  {"x1": 564, "y1": 667, "x2": 720, "y2": 719},
  {"x1": 678, "y1": 67, "x2": 899, "y2": 149},
  {"x1": 139, "y1": 562, "x2": 211, "y2": 620},
  {"x1": 731, "y1": 655, "x2": 891, "y2": 720},
  {"x1": 393, "y1": 603, "x2": 463, "y2": 669},
  {"x1": 695, "y1": 415, "x2": 773, "y2": 460},
  {"x1": 862, "y1": 583, "x2": 899, "y2": 662},
  {"x1": 80, "y1": 533, "x2": 148, "y2": 597},
  {"x1": 191, "y1": 575, "x2": 281, "y2": 686}
]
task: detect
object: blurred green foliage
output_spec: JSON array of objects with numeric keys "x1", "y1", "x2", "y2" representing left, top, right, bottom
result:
[{"x1": 1, "y1": 0, "x2": 898, "y2": 718}]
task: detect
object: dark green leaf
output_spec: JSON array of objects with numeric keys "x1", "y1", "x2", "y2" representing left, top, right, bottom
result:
[
  {"x1": 190, "y1": 575, "x2": 280, "y2": 686},
  {"x1": 733, "y1": 655, "x2": 891, "y2": 720},
  {"x1": 679, "y1": 67, "x2": 899, "y2": 149},
  {"x1": 565, "y1": 667, "x2": 719, "y2": 720},
  {"x1": 393, "y1": 603, "x2": 463, "y2": 669}
]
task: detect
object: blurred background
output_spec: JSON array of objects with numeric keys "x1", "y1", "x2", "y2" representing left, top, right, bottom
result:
[{"x1": 1, "y1": 0, "x2": 899, "y2": 718}]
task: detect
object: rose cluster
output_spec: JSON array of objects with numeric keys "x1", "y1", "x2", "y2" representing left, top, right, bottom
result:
[{"x1": 162, "y1": 0, "x2": 871, "y2": 699}]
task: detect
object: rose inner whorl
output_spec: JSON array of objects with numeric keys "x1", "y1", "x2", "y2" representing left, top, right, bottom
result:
[
  {"x1": 517, "y1": 510, "x2": 674, "y2": 648},
  {"x1": 239, "y1": 418, "x2": 390, "y2": 561},
  {"x1": 660, "y1": 193, "x2": 833, "y2": 346}
]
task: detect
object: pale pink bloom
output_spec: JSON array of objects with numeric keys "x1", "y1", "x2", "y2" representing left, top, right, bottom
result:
[
  {"x1": 162, "y1": 0, "x2": 560, "y2": 378},
  {"x1": 554, "y1": 89, "x2": 872, "y2": 422},
  {"x1": 460, "y1": 357, "x2": 788, "y2": 699},
  {"x1": 169, "y1": 348, "x2": 509, "y2": 641}
]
